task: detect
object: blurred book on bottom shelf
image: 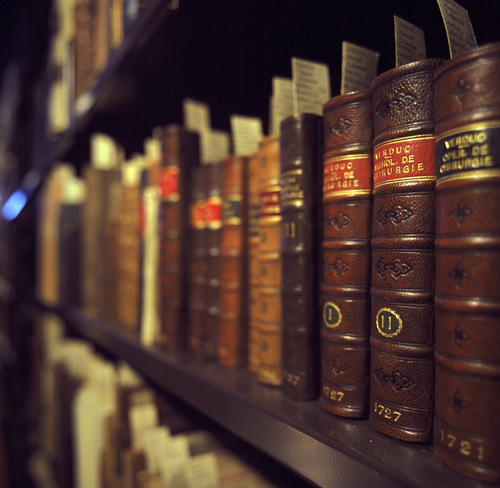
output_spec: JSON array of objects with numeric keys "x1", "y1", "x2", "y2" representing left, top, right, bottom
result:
[{"x1": 31, "y1": 312, "x2": 311, "y2": 488}]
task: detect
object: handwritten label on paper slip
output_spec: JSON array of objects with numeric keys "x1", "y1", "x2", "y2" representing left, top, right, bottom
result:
[
  {"x1": 90, "y1": 133, "x2": 119, "y2": 169},
  {"x1": 270, "y1": 77, "x2": 293, "y2": 135},
  {"x1": 186, "y1": 452, "x2": 220, "y2": 488},
  {"x1": 158, "y1": 435, "x2": 191, "y2": 488},
  {"x1": 394, "y1": 16, "x2": 426, "y2": 67},
  {"x1": 437, "y1": 0, "x2": 477, "y2": 58},
  {"x1": 128, "y1": 402, "x2": 159, "y2": 449},
  {"x1": 292, "y1": 57, "x2": 331, "y2": 115},
  {"x1": 230, "y1": 116, "x2": 264, "y2": 156},
  {"x1": 341, "y1": 42, "x2": 379, "y2": 95},
  {"x1": 183, "y1": 98, "x2": 211, "y2": 133},
  {"x1": 200, "y1": 129, "x2": 230, "y2": 163}
]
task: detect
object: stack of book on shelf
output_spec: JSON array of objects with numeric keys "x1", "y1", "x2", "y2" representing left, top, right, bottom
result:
[
  {"x1": 48, "y1": 0, "x2": 161, "y2": 134},
  {"x1": 32, "y1": 314, "x2": 292, "y2": 488},
  {"x1": 36, "y1": 6, "x2": 500, "y2": 483}
]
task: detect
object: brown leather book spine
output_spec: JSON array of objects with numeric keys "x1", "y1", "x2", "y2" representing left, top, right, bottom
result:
[
  {"x1": 205, "y1": 161, "x2": 223, "y2": 360},
  {"x1": 257, "y1": 135, "x2": 282, "y2": 386},
  {"x1": 117, "y1": 183, "x2": 141, "y2": 333},
  {"x1": 188, "y1": 165, "x2": 207, "y2": 355},
  {"x1": 247, "y1": 151, "x2": 262, "y2": 373},
  {"x1": 433, "y1": 42, "x2": 500, "y2": 483},
  {"x1": 82, "y1": 167, "x2": 121, "y2": 320},
  {"x1": 219, "y1": 156, "x2": 248, "y2": 368},
  {"x1": 74, "y1": 0, "x2": 93, "y2": 99},
  {"x1": 370, "y1": 59, "x2": 443, "y2": 443},
  {"x1": 158, "y1": 125, "x2": 200, "y2": 352},
  {"x1": 320, "y1": 90, "x2": 373, "y2": 417},
  {"x1": 103, "y1": 179, "x2": 122, "y2": 324},
  {"x1": 280, "y1": 114, "x2": 323, "y2": 400}
]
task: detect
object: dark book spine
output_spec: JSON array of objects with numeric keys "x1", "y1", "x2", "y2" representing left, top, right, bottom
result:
[
  {"x1": 247, "y1": 151, "x2": 262, "y2": 373},
  {"x1": 320, "y1": 90, "x2": 373, "y2": 417},
  {"x1": 159, "y1": 125, "x2": 200, "y2": 351},
  {"x1": 433, "y1": 42, "x2": 500, "y2": 483},
  {"x1": 205, "y1": 161, "x2": 223, "y2": 360},
  {"x1": 280, "y1": 114, "x2": 323, "y2": 400},
  {"x1": 59, "y1": 204, "x2": 83, "y2": 308},
  {"x1": 188, "y1": 165, "x2": 207, "y2": 355},
  {"x1": 257, "y1": 135, "x2": 282, "y2": 386},
  {"x1": 218, "y1": 156, "x2": 248, "y2": 368},
  {"x1": 370, "y1": 59, "x2": 443, "y2": 443},
  {"x1": 82, "y1": 167, "x2": 121, "y2": 320}
]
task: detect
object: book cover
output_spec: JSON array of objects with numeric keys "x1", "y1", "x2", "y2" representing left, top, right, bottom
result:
[
  {"x1": 218, "y1": 155, "x2": 248, "y2": 368},
  {"x1": 247, "y1": 151, "x2": 262, "y2": 373},
  {"x1": 280, "y1": 113, "x2": 323, "y2": 400},
  {"x1": 257, "y1": 135, "x2": 282, "y2": 386},
  {"x1": 82, "y1": 165, "x2": 121, "y2": 320},
  {"x1": 205, "y1": 161, "x2": 223, "y2": 360},
  {"x1": 320, "y1": 90, "x2": 373, "y2": 417},
  {"x1": 117, "y1": 159, "x2": 143, "y2": 333},
  {"x1": 158, "y1": 124, "x2": 200, "y2": 352},
  {"x1": 369, "y1": 59, "x2": 443, "y2": 442},
  {"x1": 433, "y1": 42, "x2": 500, "y2": 483},
  {"x1": 188, "y1": 164, "x2": 207, "y2": 355}
]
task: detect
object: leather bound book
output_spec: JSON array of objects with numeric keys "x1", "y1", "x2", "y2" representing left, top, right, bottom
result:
[
  {"x1": 205, "y1": 161, "x2": 223, "y2": 360},
  {"x1": 82, "y1": 166, "x2": 121, "y2": 320},
  {"x1": 247, "y1": 151, "x2": 262, "y2": 373},
  {"x1": 370, "y1": 59, "x2": 443, "y2": 443},
  {"x1": 159, "y1": 125, "x2": 200, "y2": 352},
  {"x1": 219, "y1": 155, "x2": 249, "y2": 368},
  {"x1": 188, "y1": 165, "x2": 207, "y2": 355},
  {"x1": 280, "y1": 114, "x2": 323, "y2": 400},
  {"x1": 320, "y1": 90, "x2": 373, "y2": 417},
  {"x1": 117, "y1": 165, "x2": 142, "y2": 333},
  {"x1": 59, "y1": 203, "x2": 83, "y2": 308},
  {"x1": 103, "y1": 178, "x2": 122, "y2": 324},
  {"x1": 74, "y1": 0, "x2": 93, "y2": 99},
  {"x1": 257, "y1": 135, "x2": 283, "y2": 386},
  {"x1": 433, "y1": 42, "x2": 500, "y2": 483}
]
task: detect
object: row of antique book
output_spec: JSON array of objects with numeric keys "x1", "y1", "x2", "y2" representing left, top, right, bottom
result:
[
  {"x1": 37, "y1": 41, "x2": 500, "y2": 484},
  {"x1": 48, "y1": 0, "x2": 153, "y2": 134},
  {"x1": 34, "y1": 313, "x2": 294, "y2": 488}
]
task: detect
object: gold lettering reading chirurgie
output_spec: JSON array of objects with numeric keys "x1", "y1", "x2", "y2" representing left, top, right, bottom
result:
[
  {"x1": 323, "y1": 160, "x2": 360, "y2": 190},
  {"x1": 439, "y1": 130, "x2": 494, "y2": 174},
  {"x1": 372, "y1": 141, "x2": 430, "y2": 181}
]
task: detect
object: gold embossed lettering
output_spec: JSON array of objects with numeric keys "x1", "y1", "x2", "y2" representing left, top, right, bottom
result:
[{"x1": 460, "y1": 441, "x2": 472, "y2": 456}]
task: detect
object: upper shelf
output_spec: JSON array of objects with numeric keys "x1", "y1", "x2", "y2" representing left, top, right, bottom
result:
[
  {"x1": 51, "y1": 306, "x2": 493, "y2": 488},
  {"x1": 39, "y1": 0, "x2": 500, "y2": 169}
]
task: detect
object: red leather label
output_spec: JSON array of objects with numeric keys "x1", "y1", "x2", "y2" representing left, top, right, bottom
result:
[
  {"x1": 323, "y1": 154, "x2": 372, "y2": 198},
  {"x1": 205, "y1": 197, "x2": 222, "y2": 228},
  {"x1": 161, "y1": 167, "x2": 179, "y2": 198},
  {"x1": 259, "y1": 189, "x2": 281, "y2": 218},
  {"x1": 373, "y1": 136, "x2": 435, "y2": 188},
  {"x1": 190, "y1": 201, "x2": 206, "y2": 228}
]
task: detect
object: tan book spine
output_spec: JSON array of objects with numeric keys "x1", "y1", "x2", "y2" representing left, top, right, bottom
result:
[
  {"x1": 247, "y1": 151, "x2": 262, "y2": 373},
  {"x1": 257, "y1": 135, "x2": 282, "y2": 386}
]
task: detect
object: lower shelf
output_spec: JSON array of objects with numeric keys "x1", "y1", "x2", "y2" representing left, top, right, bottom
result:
[{"x1": 55, "y1": 307, "x2": 490, "y2": 488}]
